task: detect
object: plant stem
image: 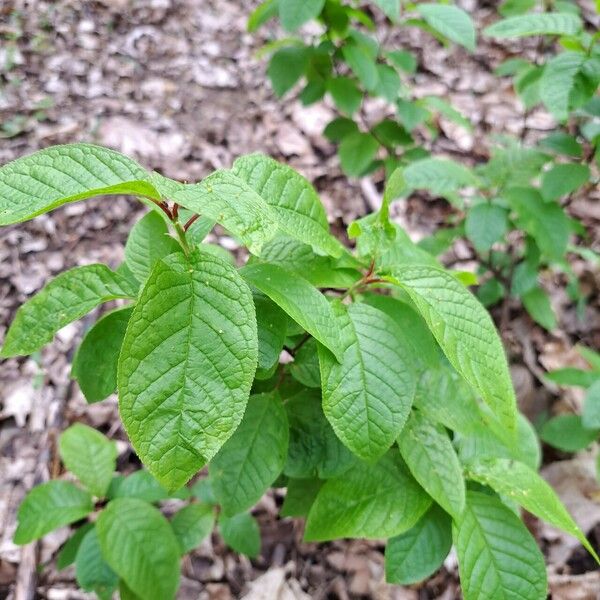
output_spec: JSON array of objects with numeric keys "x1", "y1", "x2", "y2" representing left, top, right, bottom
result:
[
  {"x1": 184, "y1": 214, "x2": 200, "y2": 232},
  {"x1": 174, "y1": 221, "x2": 191, "y2": 256}
]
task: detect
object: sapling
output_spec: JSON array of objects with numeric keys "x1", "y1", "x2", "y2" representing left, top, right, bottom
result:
[{"x1": 2, "y1": 144, "x2": 598, "y2": 600}]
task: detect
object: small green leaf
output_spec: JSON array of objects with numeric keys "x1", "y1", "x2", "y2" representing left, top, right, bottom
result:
[
  {"x1": 71, "y1": 307, "x2": 132, "y2": 403},
  {"x1": 342, "y1": 42, "x2": 379, "y2": 91},
  {"x1": 540, "y1": 52, "x2": 586, "y2": 121},
  {"x1": 118, "y1": 250, "x2": 258, "y2": 490},
  {"x1": 538, "y1": 132, "x2": 583, "y2": 157},
  {"x1": 289, "y1": 337, "x2": 321, "y2": 387},
  {"x1": 219, "y1": 512, "x2": 261, "y2": 557},
  {"x1": 373, "y1": 0, "x2": 400, "y2": 21},
  {"x1": 522, "y1": 286, "x2": 557, "y2": 331},
  {"x1": 398, "y1": 411, "x2": 465, "y2": 518},
  {"x1": 170, "y1": 504, "x2": 215, "y2": 554},
  {"x1": 464, "y1": 457, "x2": 600, "y2": 563},
  {"x1": 324, "y1": 117, "x2": 359, "y2": 142},
  {"x1": 484, "y1": 12, "x2": 581, "y2": 38},
  {"x1": 454, "y1": 492, "x2": 547, "y2": 600},
  {"x1": 374, "y1": 64, "x2": 401, "y2": 102},
  {"x1": 385, "y1": 505, "x2": 452, "y2": 585},
  {"x1": 281, "y1": 478, "x2": 323, "y2": 517},
  {"x1": 75, "y1": 526, "x2": 118, "y2": 600},
  {"x1": 240, "y1": 262, "x2": 342, "y2": 361},
  {"x1": 327, "y1": 76, "x2": 362, "y2": 115},
  {"x1": 279, "y1": 0, "x2": 324, "y2": 30},
  {"x1": 59, "y1": 424, "x2": 117, "y2": 498},
  {"x1": 268, "y1": 46, "x2": 309, "y2": 96},
  {"x1": 465, "y1": 203, "x2": 508, "y2": 252},
  {"x1": 339, "y1": 132, "x2": 379, "y2": 177},
  {"x1": 0, "y1": 144, "x2": 157, "y2": 226},
  {"x1": 404, "y1": 158, "x2": 476, "y2": 198},
  {"x1": 545, "y1": 367, "x2": 598, "y2": 388},
  {"x1": 248, "y1": 0, "x2": 279, "y2": 32},
  {"x1": 386, "y1": 50, "x2": 417, "y2": 73},
  {"x1": 254, "y1": 293, "x2": 287, "y2": 375},
  {"x1": 540, "y1": 414, "x2": 598, "y2": 452},
  {"x1": 210, "y1": 392, "x2": 289, "y2": 516},
  {"x1": 416, "y1": 4, "x2": 476, "y2": 51},
  {"x1": 541, "y1": 163, "x2": 590, "y2": 201},
  {"x1": 14, "y1": 481, "x2": 93, "y2": 545},
  {"x1": 583, "y1": 381, "x2": 600, "y2": 430},
  {"x1": 96, "y1": 498, "x2": 181, "y2": 600},
  {"x1": 110, "y1": 470, "x2": 169, "y2": 503},
  {"x1": 1, "y1": 264, "x2": 137, "y2": 358},
  {"x1": 56, "y1": 523, "x2": 94, "y2": 570},
  {"x1": 319, "y1": 301, "x2": 416, "y2": 460}
]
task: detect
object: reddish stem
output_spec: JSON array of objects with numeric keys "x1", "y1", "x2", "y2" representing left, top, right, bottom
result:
[{"x1": 184, "y1": 214, "x2": 200, "y2": 232}]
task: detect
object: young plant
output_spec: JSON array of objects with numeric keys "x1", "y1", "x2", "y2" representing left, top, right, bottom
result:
[
  {"x1": 3, "y1": 144, "x2": 598, "y2": 599},
  {"x1": 251, "y1": 0, "x2": 475, "y2": 177}
]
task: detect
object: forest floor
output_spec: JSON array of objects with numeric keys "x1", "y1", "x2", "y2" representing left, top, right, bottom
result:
[{"x1": 0, "y1": 0, "x2": 599, "y2": 598}]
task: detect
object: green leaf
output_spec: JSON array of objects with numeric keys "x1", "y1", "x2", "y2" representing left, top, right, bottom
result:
[
  {"x1": 538, "y1": 132, "x2": 583, "y2": 158},
  {"x1": 386, "y1": 50, "x2": 417, "y2": 73},
  {"x1": 319, "y1": 302, "x2": 416, "y2": 460},
  {"x1": 157, "y1": 171, "x2": 279, "y2": 256},
  {"x1": 0, "y1": 143, "x2": 157, "y2": 226},
  {"x1": 373, "y1": 0, "x2": 400, "y2": 21},
  {"x1": 540, "y1": 52, "x2": 586, "y2": 121},
  {"x1": 210, "y1": 392, "x2": 288, "y2": 516},
  {"x1": 284, "y1": 388, "x2": 355, "y2": 479},
  {"x1": 59, "y1": 424, "x2": 117, "y2": 498},
  {"x1": 454, "y1": 492, "x2": 547, "y2": 600},
  {"x1": 170, "y1": 504, "x2": 215, "y2": 554},
  {"x1": 268, "y1": 46, "x2": 309, "y2": 97},
  {"x1": 583, "y1": 381, "x2": 600, "y2": 429},
  {"x1": 339, "y1": 132, "x2": 379, "y2": 177},
  {"x1": 279, "y1": 0, "x2": 325, "y2": 30},
  {"x1": 240, "y1": 262, "x2": 342, "y2": 361},
  {"x1": 96, "y1": 498, "x2": 181, "y2": 600},
  {"x1": 281, "y1": 478, "x2": 323, "y2": 517},
  {"x1": 522, "y1": 286, "x2": 557, "y2": 331},
  {"x1": 289, "y1": 337, "x2": 321, "y2": 387},
  {"x1": 327, "y1": 76, "x2": 362, "y2": 115},
  {"x1": 71, "y1": 307, "x2": 132, "y2": 403},
  {"x1": 579, "y1": 346, "x2": 600, "y2": 372},
  {"x1": 404, "y1": 158, "x2": 476, "y2": 198},
  {"x1": 398, "y1": 411, "x2": 465, "y2": 518},
  {"x1": 371, "y1": 120, "x2": 413, "y2": 148},
  {"x1": 390, "y1": 266, "x2": 518, "y2": 435},
  {"x1": 56, "y1": 523, "x2": 94, "y2": 570},
  {"x1": 14, "y1": 481, "x2": 93, "y2": 544},
  {"x1": 342, "y1": 42, "x2": 379, "y2": 91},
  {"x1": 416, "y1": 4, "x2": 476, "y2": 51},
  {"x1": 75, "y1": 526, "x2": 118, "y2": 600},
  {"x1": 465, "y1": 203, "x2": 508, "y2": 253},
  {"x1": 219, "y1": 512, "x2": 261, "y2": 557},
  {"x1": 125, "y1": 211, "x2": 181, "y2": 283},
  {"x1": 545, "y1": 367, "x2": 598, "y2": 388},
  {"x1": 248, "y1": 0, "x2": 279, "y2": 32},
  {"x1": 324, "y1": 117, "x2": 359, "y2": 142},
  {"x1": 540, "y1": 414, "x2": 598, "y2": 452},
  {"x1": 232, "y1": 154, "x2": 343, "y2": 257},
  {"x1": 541, "y1": 163, "x2": 590, "y2": 201},
  {"x1": 484, "y1": 12, "x2": 581, "y2": 37},
  {"x1": 1, "y1": 264, "x2": 137, "y2": 358},
  {"x1": 385, "y1": 505, "x2": 452, "y2": 585},
  {"x1": 254, "y1": 293, "x2": 287, "y2": 375},
  {"x1": 374, "y1": 64, "x2": 401, "y2": 102},
  {"x1": 110, "y1": 470, "x2": 169, "y2": 503},
  {"x1": 118, "y1": 250, "x2": 258, "y2": 490},
  {"x1": 464, "y1": 457, "x2": 600, "y2": 563},
  {"x1": 305, "y1": 452, "x2": 431, "y2": 541}
]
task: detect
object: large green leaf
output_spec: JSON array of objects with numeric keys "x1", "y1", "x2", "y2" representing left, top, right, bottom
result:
[
  {"x1": 454, "y1": 492, "x2": 548, "y2": 600},
  {"x1": 385, "y1": 505, "x2": 452, "y2": 585},
  {"x1": 284, "y1": 388, "x2": 355, "y2": 479},
  {"x1": 398, "y1": 411, "x2": 465, "y2": 518},
  {"x1": 219, "y1": 512, "x2": 261, "y2": 557},
  {"x1": 59, "y1": 424, "x2": 117, "y2": 498},
  {"x1": 210, "y1": 392, "x2": 289, "y2": 516},
  {"x1": 96, "y1": 498, "x2": 181, "y2": 600},
  {"x1": 279, "y1": 0, "x2": 325, "y2": 30},
  {"x1": 170, "y1": 504, "x2": 215, "y2": 554},
  {"x1": 465, "y1": 457, "x2": 599, "y2": 562},
  {"x1": 124, "y1": 211, "x2": 181, "y2": 282},
  {"x1": 232, "y1": 154, "x2": 343, "y2": 257},
  {"x1": 118, "y1": 250, "x2": 258, "y2": 490},
  {"x1": 484, "y1": 12, "x2": 581, "y2": 37},
  {"x1": 416, "y1": 4, "x2": 476, "y2": 51},
  {"x1": 1, "y1": 264, "x2": 137, "y2": 358},
  {"x1": 0, "y1": 143, "x2": 157, "y2": 226},
  {"x1": 14, "y1": 481, "x2": 93, "y2": 544},
  {"x1": 240, "y1": 262, "x2": 342, "y2": 361},
  {"x1": 540, "y1": 52, "x2": 585, "y2": 121},
  {"x1": 390, "y1": 266, "x2": 518, "y2": 435},
  {"x1": 319, "y1": 301, "x2": 416, "y2": 460},
  {"x1": 75, "y1": 526, "x2": 118, "y2": 600},
  {"x1": 71, "y1": 307, "x2": 132, "y2": 403},
  {"x1": 305, "y1": 452, "x2": 431, "y2": 541}
]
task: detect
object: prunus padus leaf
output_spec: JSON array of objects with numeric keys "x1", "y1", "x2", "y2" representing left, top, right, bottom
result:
[
  {"x1": 254, "y1": 293, "x2": 287, "y2": 375},
  {"x1": 210, "y1": 392, "x2": 289, "y2": 516},
  {"x1": 454, "y1": 492, "x2": 548, "y2": 600},
  {"x1": 416, "y1": 4, "x2": 476, "y2": 51},
  {"x1": 279, "y1": 0, "x2": 325, "y2": 31},
  {"x1": 268, "y1": 46, "x2": 309, "y2": 97},
  {"x1": 281, "y1": 478, "x2": 323, "y2": 517},
  {"x1": 373, "y1": 0, "x2": 400, "y2": 20},
  {"x1": 484, "y1": 12, "x2": 581, "y2": 37},
  {"x1": 289, "y1": 338, "x2": 321, "y2": 388},
  {"x1": 541, "y1": 163, "x2": 590, "y2": 201},
  {"x1": 464, "y1": 457, "x2": 600, "y2": 563},
  {"x1": 305, "y1": 452, "x2": 431, "y2": 541},
  {"x1": 125, "y1": 211, "x2": 181, "y2": 283},
  {"x1": 404, "y1": 158, "x2": 477, "y2": 197},
  {"x1": 219, "y1": 512, "x2": 261, "y2": 557},
  {"x1": 319, "y1": 301, "x2": 416, "y2": 460},
  {"x1": 170, "y1": 504, "x2": 215, "y2": 554},
  {"x1": 56, "y1": 523, "x2": 94, "y2": 570},
  {"x1": 14, "y1": 481, "x2": 93, "y2": 544},
  {"x1": 75, "y1": 526, "x2": 118, "y2": 600},
  {"x1": 59, "y1": 424, "x2": 117, "y2": 498},
  {"x1": 339, "y1": 131, "x2": 379, "y2": 177},
  {"x1": 389, "y1": 266, "x2": 518, "y2": 436},
  {"x1": 385, "y1": 505, "x2": 452, "y2": 585},
  {"x1": 1, "y1": 264, "x2": 137, "y2": 358},
  {"x1": 109, "y1": 470, "x2": 169, "y2": 503},
  {"x1": 240, "y1": 262, "x2": 342, "y2": 361},
  {"x1": 96, "y1": 498, "x2": 180, "y2": 600},
  {"x1": 118, "y1": 250, "x2": 258, "y2": 491},
  {"x1": 71, "y1": 307, "x2": 132, "y2": 403},
  {"x1": 465, "y1": 203, "x2": 508, "y2": 253},
  {"x1": 540, "y1": 52, "x2": 585, "y2": 121},
  {"x1": 232, "y1": 154, "x2": 343, "y2": 257},
  {"x1": 327, "y1": 76, "x2": 363, "y2": 115},
  {"x1": 398, "y1": 411, "x2": 465, "y2": 518},
  {"x1": 0, "y1": 143, "x2": 157, "y2": 226}
]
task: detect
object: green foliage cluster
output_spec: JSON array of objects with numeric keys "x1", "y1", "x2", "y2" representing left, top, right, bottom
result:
[{"x1": 2, "y1": 145, "x2": 598, "y2": 599}]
